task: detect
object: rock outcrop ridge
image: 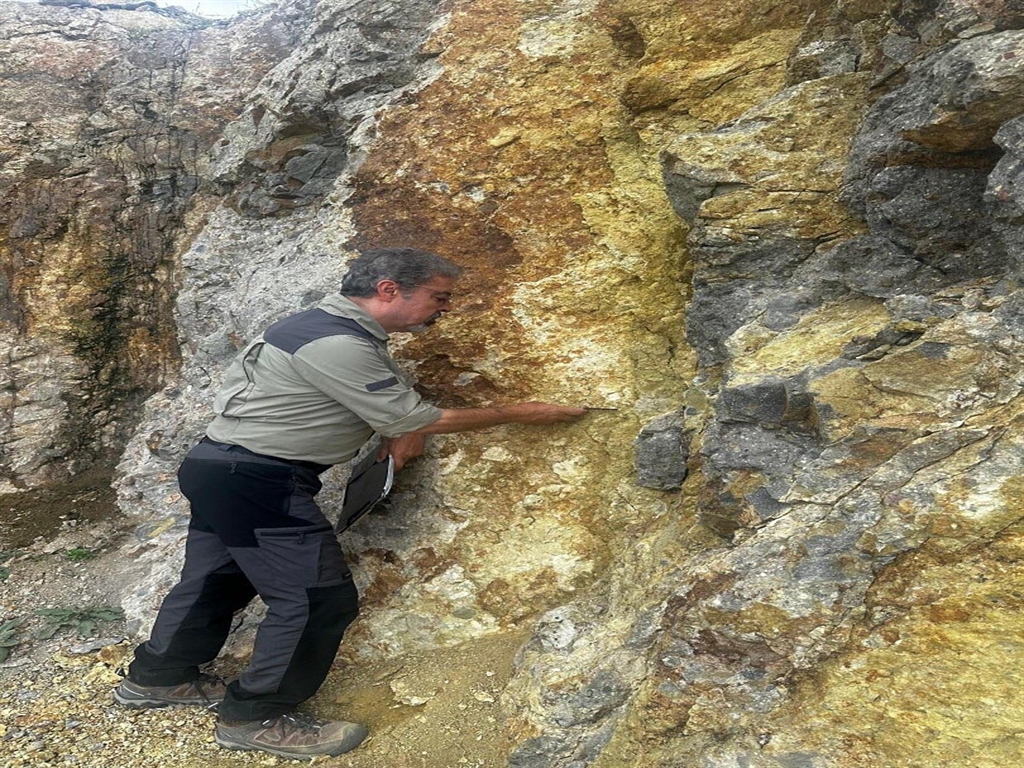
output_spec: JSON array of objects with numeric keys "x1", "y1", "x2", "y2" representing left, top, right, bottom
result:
[{"x1": 1, "y1": 1, "x2": 1021, "y2": 766}]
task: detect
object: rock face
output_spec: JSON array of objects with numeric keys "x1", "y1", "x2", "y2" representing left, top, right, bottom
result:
[
  {"x1": 2, "y1": 0, "x2": 1023, "y2": 766},
  {"x1": 0, "y1": 0, "x2": 308, "y2": 489}
]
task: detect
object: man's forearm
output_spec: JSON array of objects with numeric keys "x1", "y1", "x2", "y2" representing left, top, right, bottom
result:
[
  {"x1": 414, "y1": 402, "x2": 588, "y2": 434},
  {"x1": 415, "y1": 407, "x2": 520, "y2": 434}
]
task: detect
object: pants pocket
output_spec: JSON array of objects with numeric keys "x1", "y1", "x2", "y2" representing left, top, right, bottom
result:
[{"x1": 253, "y1": 525, "x2": 352, "y2": 589}]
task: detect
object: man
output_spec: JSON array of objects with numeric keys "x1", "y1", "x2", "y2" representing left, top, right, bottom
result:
[{"x1": 113, "y1": 248, "x2": 587, "y2": 760}]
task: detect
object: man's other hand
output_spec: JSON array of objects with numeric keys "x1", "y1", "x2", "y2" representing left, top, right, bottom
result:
[
  {"x1": 378, "y1": 433, "x2": 426, "y2": 470},
  {"x1": 508, "y1": 402, "x2": 589, "y2": 424}
]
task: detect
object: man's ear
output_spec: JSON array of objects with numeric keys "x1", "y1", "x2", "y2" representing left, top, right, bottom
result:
[{"x1": 376, "y1": 279, "x2": 401, "y2": 302}]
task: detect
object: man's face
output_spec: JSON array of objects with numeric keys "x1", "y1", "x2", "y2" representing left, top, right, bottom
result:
[{"x1": 394, "y1": 276, "x2": 455, "y2": 332}]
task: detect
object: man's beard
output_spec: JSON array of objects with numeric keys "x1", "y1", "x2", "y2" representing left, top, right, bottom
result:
[{"x1": 406, "y1": 313, "x2": 442, "y2": 333}]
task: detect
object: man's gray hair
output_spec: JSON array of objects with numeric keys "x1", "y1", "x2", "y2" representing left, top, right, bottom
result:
[{"x1": 340, "y1": 248, "x2": 462, "y2": 297}]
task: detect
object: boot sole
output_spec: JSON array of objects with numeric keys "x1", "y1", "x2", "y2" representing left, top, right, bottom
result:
[
  {"x1": 215, "y1": 727, "x2": 368, "y2": 759},
  {"x1": 113, "y1": 689, "x2": 220, "y2": 709},
  {"x1": 215, "y1": 738, "x2": 315, "y2": 761}
]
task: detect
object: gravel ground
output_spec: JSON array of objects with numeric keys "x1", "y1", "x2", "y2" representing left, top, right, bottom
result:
[
  {"x1": 0, "y1": 499, "x2": 248, "y2": 768},
  {"x1": 1, "y1": 487, "x2": 520, "y2": 768}
]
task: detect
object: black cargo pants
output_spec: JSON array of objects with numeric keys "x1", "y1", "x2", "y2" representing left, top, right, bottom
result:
[{"x1": 128, "y1": 439, "x2": 359, "y2": 721}]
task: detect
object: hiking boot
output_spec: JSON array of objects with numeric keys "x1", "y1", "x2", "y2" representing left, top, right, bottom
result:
[
  {"x1": 113, "y1": 673, "x2": 227, "y2": 709},
  {"x1": 215, "y1": 712, "x2": 368, "y2": 759}
]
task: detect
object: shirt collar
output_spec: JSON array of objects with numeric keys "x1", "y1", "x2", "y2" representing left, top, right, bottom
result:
[{"x1": 317, "y1": 294, "x2": 390, "y2": 342}]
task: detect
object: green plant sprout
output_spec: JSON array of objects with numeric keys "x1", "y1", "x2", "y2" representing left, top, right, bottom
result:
[
  {"x1": 34, "y1": 607, "x2": 125, "y2": 639},
  {"x1": 0, "y1": 618, "x2": 26, "y2": 662},
  {"x1": 64, "y1": 548, "x2": 97, "y2": 562}
]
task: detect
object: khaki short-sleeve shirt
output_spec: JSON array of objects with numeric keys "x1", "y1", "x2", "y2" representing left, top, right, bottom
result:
[{"x1": 206, "y1": 295, "x2": 441, "y2": 465}]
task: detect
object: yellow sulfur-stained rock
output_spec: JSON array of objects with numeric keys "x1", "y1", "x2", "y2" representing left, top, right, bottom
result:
[
  {"x1": 765, "y1": 531, "x2": 1024, "y2": 767},
  {"x1": 730, "y1": 297, "x2": 892, "y2": 382}
]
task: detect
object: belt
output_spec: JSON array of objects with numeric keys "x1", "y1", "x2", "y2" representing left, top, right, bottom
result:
[{"x1": 200, "y1": 437, "x2": 331, "y2": 474}]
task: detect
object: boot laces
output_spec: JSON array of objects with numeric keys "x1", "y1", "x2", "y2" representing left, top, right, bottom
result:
[
  {"x1": 270, "y1": 712, "x2": 327, "y2": 733},
  {"x1": 187, "y1": 673, "x2": 225, "y2": 708}
]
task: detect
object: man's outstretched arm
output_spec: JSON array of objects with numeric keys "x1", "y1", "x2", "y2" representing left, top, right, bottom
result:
[
  {"x1": 417, "y1": 402, "x2": 588, "y2": 433},
  {"x1": 381, "y1": 402, "x2": 587, "y2": 469}
]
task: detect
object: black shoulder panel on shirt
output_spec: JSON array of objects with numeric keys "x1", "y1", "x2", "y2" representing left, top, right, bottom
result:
[{"x1": 264, "y1": 309, "x2": 377, "y2": 354}]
